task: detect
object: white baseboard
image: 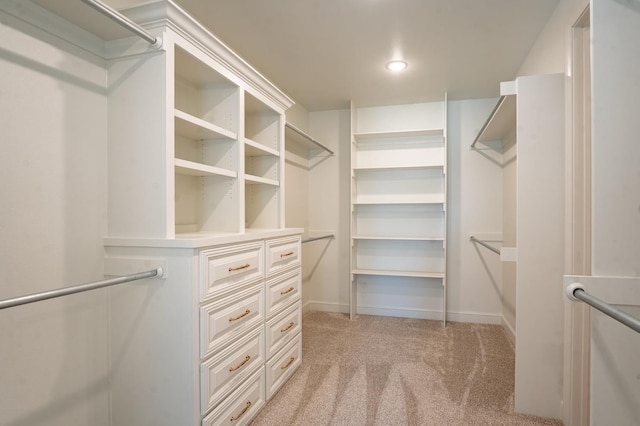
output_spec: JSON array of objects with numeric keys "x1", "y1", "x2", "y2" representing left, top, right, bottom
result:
[
  {"x1": 501, "y1": 317, "x2": 516, "y2": 346},
  {"x1": 303, "y1": 300, "x2": 503, "y2": 325}
]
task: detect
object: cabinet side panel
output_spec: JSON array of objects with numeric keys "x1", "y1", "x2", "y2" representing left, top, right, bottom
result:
[{"x1": 108, "y1": 51, "x2": 170, "y2": 238}]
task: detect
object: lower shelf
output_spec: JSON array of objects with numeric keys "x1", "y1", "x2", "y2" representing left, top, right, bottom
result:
[{"x1": 352, "y1": 269, "x2": 444, "y2": 279}]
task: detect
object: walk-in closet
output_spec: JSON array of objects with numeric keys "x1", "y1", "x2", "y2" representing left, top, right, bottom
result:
[{"x1": 2, "y1": 1, "x2": 639, "y2": 425}]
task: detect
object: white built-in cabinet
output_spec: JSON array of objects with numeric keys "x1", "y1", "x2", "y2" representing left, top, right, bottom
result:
[
  {"x1": 102, "y1": 1, "x2": 302, "y2": 425},
  {"x1": 108, "y1": 3, "x2": 289, "y2": 239},
  {"x1": 349, "y1": 99, "x2": 448, "y2": 322}
]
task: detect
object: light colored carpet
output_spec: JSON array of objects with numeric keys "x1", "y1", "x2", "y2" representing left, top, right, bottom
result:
[{"x1": 251, "y1": 311, "x2": 563, "y2": 425}]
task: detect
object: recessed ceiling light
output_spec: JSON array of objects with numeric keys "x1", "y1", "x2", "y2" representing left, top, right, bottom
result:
[{"x1": 386, "y1": 60, "x2": 408, "y2": 72}]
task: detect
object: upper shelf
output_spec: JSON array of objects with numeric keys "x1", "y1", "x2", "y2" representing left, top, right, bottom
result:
[
  {"x1": 471, "y1": 92, "x2": 516, "y2": 149},
  {"x1": 285, "y1": 123, "x2": 334, "y2": 156}
]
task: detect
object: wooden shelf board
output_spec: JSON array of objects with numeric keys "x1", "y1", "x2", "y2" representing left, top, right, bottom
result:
[
  {"x1": 353, "y1": 269, "x2": 445, "y2": 279},
  {"x1": 245, "y1": 138, "x2": 280, "y2": 157},
  {"x1": 174, "y1": 159, "x2": 237, "y2": 178},
  {"x1": 472, "y1": 94, "x2": 516, "y2": 146},
  {"x1": 244, "y1": 174, "x2": 279, "y2": 186},
  {"x1": 285, "y1": 122, "x2": 334, "y2": 156},
  {"x1": 354, "y1": 128, "x2": 444, "y2": 140},
  {"x1": 175, "y1": 109, "x2": 237, "y2": 141},
  {"x1": 354, "y1": 164, "x2": 444, "y2": 171},
  {"x1": 353, "y1": 236, "x2": 444, "y2": 242}
]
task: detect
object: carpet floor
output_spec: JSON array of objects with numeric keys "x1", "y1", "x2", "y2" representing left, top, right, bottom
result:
[{"x1": 250, "y1": 311, "x2": 563, "y2": 425}]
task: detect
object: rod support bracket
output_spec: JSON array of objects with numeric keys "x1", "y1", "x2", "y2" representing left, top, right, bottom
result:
[{"x1": 565, "y1": 282, "x2": 585, "y2": 302}]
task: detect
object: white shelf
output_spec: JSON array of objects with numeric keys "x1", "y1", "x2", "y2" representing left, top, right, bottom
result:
[
  {"x1": 353, "y1": 269, "x2": 445, "y2": 279},
  {"x1": 353, "y1": 128, "x2": 444, "y2": 141},
  {"x1": 175, "y1": 109, "x2": 237, "y2": 141},
  {"x1": 354, "y1": 164, "x2": 444, "y2": 172},
  {"x1": 245, "y1": 138, "x2": 280, "y2": 157},
  {"x1": 285, "y1": 122, "x2": 333, "y2": 156},
  {"x1": 244, "y1": 174, "x2": 279, "y2": 186},
  {"x1": 353, "y1": 196, "x2": 445, "y2": 205},
  {"x1": 174, "y1": 158, "x2": 237, "y2": 178},
  {"x1": 353, "y1": 236, "x2": 444, "y2": 242},
  {"x1": 471, "y1": 94, "x2": 516, "y2": 148}
]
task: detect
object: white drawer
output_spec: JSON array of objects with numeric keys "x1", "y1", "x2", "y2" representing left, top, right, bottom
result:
[
  {"x1": 200, "y1": 241, "x2": 264, "y2": 302},
  {"x1": 200, "y1": 326, "x2": 265, "y2": 415},
  {"x1": 265, "y1": 301, "x2": 301, "y2": 359},
  {"x1": 265, "y1": 236, "x2": 301, "y2": 276},
  {"x1": 202, "y1": 367, "x2": 265, "y2": 426},
  {"x1": 266, "y1": 333, "x2": 302, "y2": 401},
  {"x1": 266, "y1": 269, "x2": 301, "y2": 319},
  {"x1": 200, "y1": 284, "x2": 265, "y2": 359}
]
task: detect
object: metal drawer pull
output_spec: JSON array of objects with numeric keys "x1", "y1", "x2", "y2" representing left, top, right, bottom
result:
[
  {"x1": 228, "y1": 263, "x2": 250, "y2": 272},
  {"x1": 280, "y1": 251, "x2": 294, "y2": 258},
  {"x1": 229, "y1": 309, "x2": 251, "y2": 322},
  {"x1": 280, "y1": 286, "x2": 295, "y2": 295},
  {"x1": 280, "y1": 322, "x2": 295, "y2": 333},
  {"x1": 230, "y1": 400, "x2": 251, "y2": 422},
  {"x1": 281, "y1": 356, "x2": 295, "y2": 370},
  {"x1": 228, "y1": 355, "x2": 251, "y2": 372}
]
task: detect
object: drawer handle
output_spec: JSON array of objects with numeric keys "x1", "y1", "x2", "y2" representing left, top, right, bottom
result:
[
  {"x1": 280, "y1": 251, "x2": 294, "y2": 258},
  {"x1": 228, "y1": 355, "x2": 251, "y2": 372},
  {"x1": 229, "y1": 309, "x2": 251, "y2": 322},
  {"x1": 280, "y1": 322, "x2": 295, "y2": 333},
  {"x1": 230, "y1": 400, "x2": 251, "y2": 422},
  {"x1": 228, "y1": 263, "x2": 250, "y2": 272},
  {"x1": 280, "y1": 286, "x2": 295, "y2": 295},
  {"x1": 280, "y1": 356, "x2": 295, "y2": 370}
]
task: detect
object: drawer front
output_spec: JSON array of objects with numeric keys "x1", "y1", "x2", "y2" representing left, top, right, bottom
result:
[
  {"x1": 265, "y1": 302, "x2": 302, "y2": 359},
  {"x1": 200, "y1": 242, "x2": 264, "y2": 302},
  {"x1": 202, "y1": 368, "x2": 266, "y2": 426},
  {"x1": 266, "y1": 269, "x2": 301, "y2": 319},
  {"x1": 266, "y1": 333, "x2": 302, "y2": 400},
  {"x1": 265, "y1": 236, "x2": 301, "y2": 276},
  {"x1": 200, "y1": 285, "x2": 265, "y2": 359},
  {"x1": 201, "y1": 327, "x2": 265, "y2": 415}
]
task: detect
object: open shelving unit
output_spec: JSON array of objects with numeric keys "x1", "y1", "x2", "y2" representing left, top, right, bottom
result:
[{"x1": 349, "y1": 99, "x2": 448, "y2": 323}]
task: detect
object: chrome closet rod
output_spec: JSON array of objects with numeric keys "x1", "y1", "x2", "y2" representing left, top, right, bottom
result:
[
  {"x1": 469, "y1": 236, "x2": 500, "y2": 255},
  {"x1": 0, "y1": 267, "x2": 163, "y2": 310},
  {"x1": 571, "y1": 287, "x2": 640, "y2": 334},
  {"x1": 302, "y1": 234, "x2": 334, "y2": 244},
  {"x1": 80, "y1": 0, "x2": 162, "y2": 47}
]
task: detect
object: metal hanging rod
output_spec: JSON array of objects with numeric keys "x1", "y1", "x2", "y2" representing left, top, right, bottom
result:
[
  {"x1": 469, "y1": 236, "x2": 501, "y2": 255},
  {"x1": 80, "y1": 0, "x2": 162, "y2": 48},
  {"x1": 566, "y1": 283, "x2": 640, "y2": 334},
  {"x1": 302, "y1": 234, "x2": 334, "y2": 244},
  {"x1": 0, "y1": 267, "x2": 163, "y2": 310}
]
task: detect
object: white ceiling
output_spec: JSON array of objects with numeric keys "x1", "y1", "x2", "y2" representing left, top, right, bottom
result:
[{"x1": 33, "y1": 0, "x2": 561, "y2": 111}]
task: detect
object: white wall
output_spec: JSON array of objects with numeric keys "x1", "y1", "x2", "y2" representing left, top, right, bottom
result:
[
  {"x1": 517, "y1": 0, "x2": 589, "y2": 76},
  {"x1": 0, "y1": 6, "x2": 110, "y2": 426},
  {"x1": 305, "y1": 109, "x2": 350, "y2": 312},
  {"x1": 447, "y1": 99, "x2": 505, "y2": 323}
]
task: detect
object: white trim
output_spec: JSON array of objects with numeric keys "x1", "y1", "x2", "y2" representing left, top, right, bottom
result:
[
  {"x1": 502, "y1": 316, "x2": 516, "y2": 346},
  {"x1": 304, "y1": 300, "x2": 502, "y2": 324}
]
